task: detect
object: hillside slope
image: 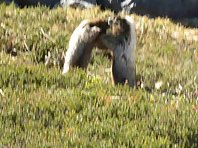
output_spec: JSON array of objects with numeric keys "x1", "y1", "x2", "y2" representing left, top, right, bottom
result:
[{"x1": 0, "y1": 4, "x2": 198, "y2": 147}]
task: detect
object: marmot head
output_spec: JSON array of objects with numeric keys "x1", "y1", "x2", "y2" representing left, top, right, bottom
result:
[{"x1": 108, "y1": 15, "x2": 131, "y2": 37}]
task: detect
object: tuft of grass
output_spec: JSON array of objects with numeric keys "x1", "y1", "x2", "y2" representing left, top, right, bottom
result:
[{"x1": 0, "y1": 4, "x2": 198, "y2": 147}]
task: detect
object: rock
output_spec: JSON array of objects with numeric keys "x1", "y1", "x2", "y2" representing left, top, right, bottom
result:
[
  {"x1": 60, "y1": 0, "x2": 96, "y2": 8},
  {"x1": 1, "y1": 0, "x2": 59, "y2": 8},
  {"x1": 97, "y1": 0, "x2": 198, "y2": 18},
  {"x1": 2, "y1": 0, "x2": 198, "y2": 19},
  {"x1": 96, "y1": 0, "x2": 136, "y2": 14},
  {"x1": 0, "y1": 0, "x2": 12, "y2": 4},
  {"x1": 131, "y1": 0, "x2": 198, "y2": 19}
]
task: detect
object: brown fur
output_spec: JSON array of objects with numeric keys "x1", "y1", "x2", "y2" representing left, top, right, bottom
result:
[
  {"x1": 108, "y1": 15, "x2": 131, "y2": 44},
  {"x1": 111, "y1": 16, "x2": 130, "y2": 37},
  {"x1": 88, "y1": 19, "x2": 111, "y2": 50}
]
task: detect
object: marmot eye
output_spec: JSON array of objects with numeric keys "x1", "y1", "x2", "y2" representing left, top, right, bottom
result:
[{"x1": 108, "y1": 19, "x2": 113, "y2": 25}]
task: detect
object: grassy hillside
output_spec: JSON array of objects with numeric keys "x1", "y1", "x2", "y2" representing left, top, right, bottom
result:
[{"x1": 0, "y1": 3, "x2": 198, "y2": 147}]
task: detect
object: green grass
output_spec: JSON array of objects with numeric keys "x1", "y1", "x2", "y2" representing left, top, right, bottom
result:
[{"x1": 0, "y1": 3, "x2": 198, "y2": 147}]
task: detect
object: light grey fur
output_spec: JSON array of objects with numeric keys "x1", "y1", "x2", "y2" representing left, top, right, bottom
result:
[{"x1": 62, "y1": 20, "x2": 101, "y2": 74}]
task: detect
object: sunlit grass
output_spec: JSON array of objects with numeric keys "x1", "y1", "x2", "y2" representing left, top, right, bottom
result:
[{"x1": 0, "y1": 4, "x2": 198, "y2": 147}]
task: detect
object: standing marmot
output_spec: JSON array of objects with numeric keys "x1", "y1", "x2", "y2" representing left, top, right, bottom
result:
[
  {"x1": 62, "y1": 18, "x2": 110, "y2": 74},
  {"x1": 101, "y1": 15, "x2": 136, "y2": 87}
]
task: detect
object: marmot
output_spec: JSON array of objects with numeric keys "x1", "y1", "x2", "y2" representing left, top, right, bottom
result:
[
  {"x1": 101, "y1": 15, "x2": 136, "y2": 87},
  {"x1": 62, "y1": 15, "x2": 136, "y2": 88},
  {"x1": 62, "y1": 18, "x2": 110, "y2": 74}
]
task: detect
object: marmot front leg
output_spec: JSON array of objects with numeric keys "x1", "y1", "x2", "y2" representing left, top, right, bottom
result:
[
  {"x1": 126, "y1": 63, "x2": 136, "y2": 87},
  {"x1": 112, "y1": 58, "x2": 126, "y2": 85},
  {"x1": 99, "y1": 34, "x2": 119, "y2": 51},
  {"x1": 100, "y1": 34, "x2": 127, "y2": 85}
]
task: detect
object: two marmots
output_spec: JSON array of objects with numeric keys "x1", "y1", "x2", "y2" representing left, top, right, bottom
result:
[{"x1": 62, "y1": 15, "x2": 136, "y2": 88}]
